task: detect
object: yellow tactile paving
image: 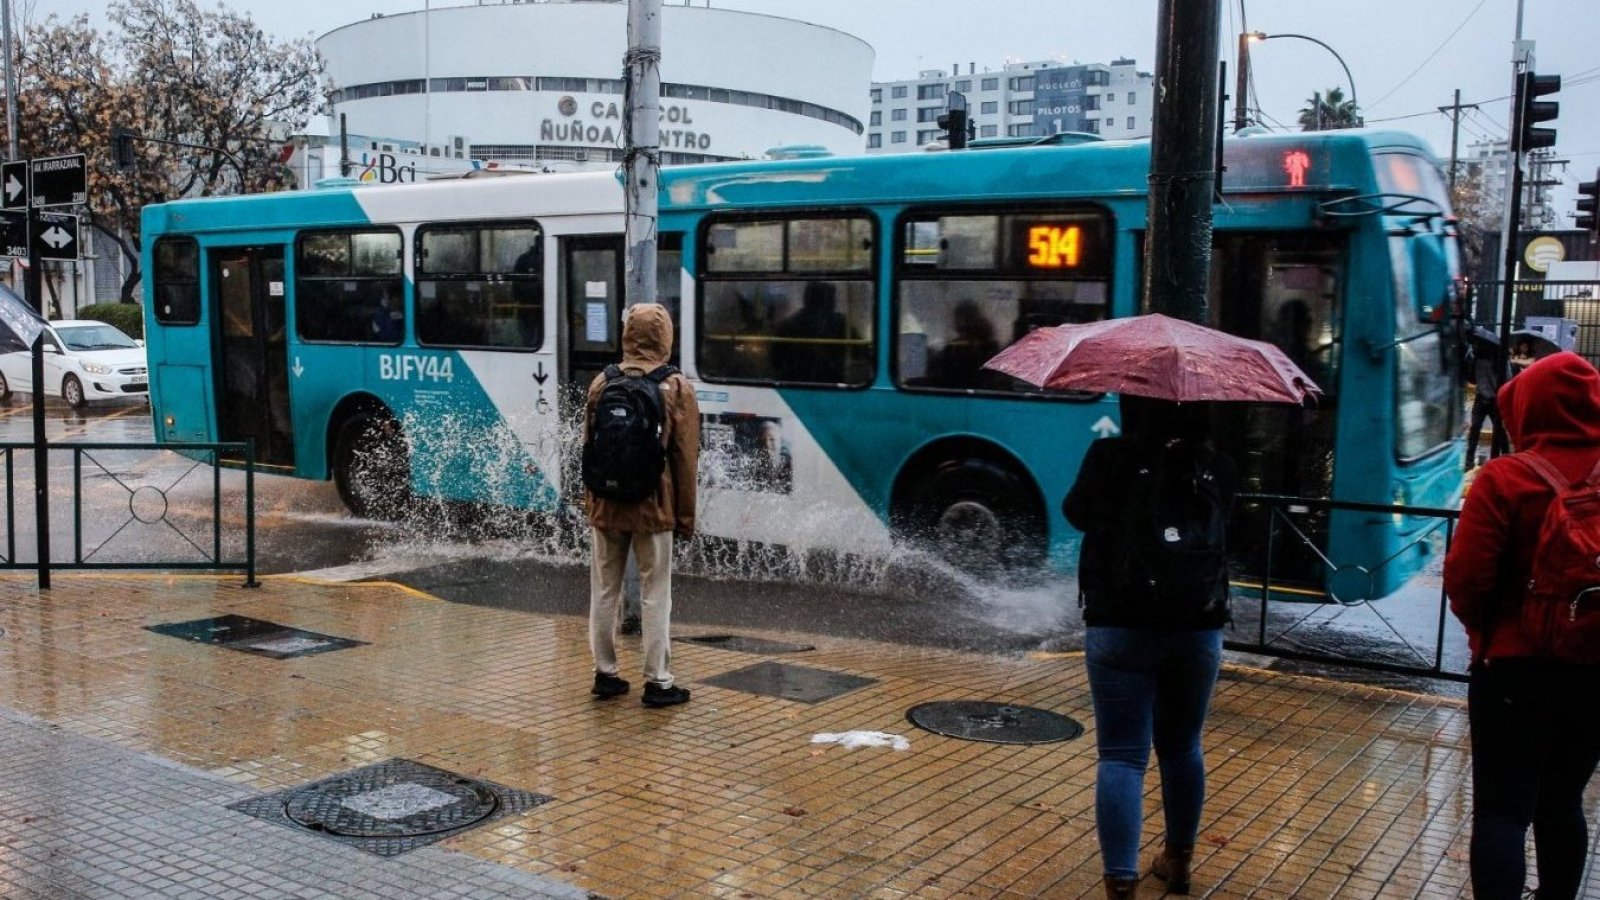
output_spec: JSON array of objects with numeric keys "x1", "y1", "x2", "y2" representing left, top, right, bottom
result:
[{"x1": 0, "y1": 574, "x2": 1593, "y2": 899}]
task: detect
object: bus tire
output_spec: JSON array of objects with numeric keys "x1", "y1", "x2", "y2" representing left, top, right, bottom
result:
[
  {"x1": 62, "y1": 374, "x2": 85, "y2": 409},
  {"x1": 900, "y1": 458, "x2": 1045, "y2": 574},
  {"x1": 333, "y1": 413, "x2": 411, "y2": 521}
]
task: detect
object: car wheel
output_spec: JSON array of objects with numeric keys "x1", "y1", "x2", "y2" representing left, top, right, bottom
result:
[
  {"x1": 62, "y1": 374, "x2": 85, "y2": 409},
  {"x1": 0, "y1": 370, "x2": 10, "y2": 403},
  {"x1": 332, "y1": 413, "x2": 411, "y2": 521},
  {"x1": 899, "y1": 458, "x2": 1046, "y2": 575}
]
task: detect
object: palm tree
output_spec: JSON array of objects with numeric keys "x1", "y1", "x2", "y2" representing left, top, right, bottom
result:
[{"x1": 1297, "y1": 87, "x2": 1360, "y2": 131}]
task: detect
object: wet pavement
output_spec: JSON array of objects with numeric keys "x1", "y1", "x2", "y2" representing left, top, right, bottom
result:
[{"x1": 0, "y1": 573, "x2": 1595, "y2": 899}]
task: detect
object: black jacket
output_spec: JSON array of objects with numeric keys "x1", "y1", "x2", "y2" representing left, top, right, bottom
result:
[{"x1": 1063, "y1": 435, "x2": 1237, "y2": 630}]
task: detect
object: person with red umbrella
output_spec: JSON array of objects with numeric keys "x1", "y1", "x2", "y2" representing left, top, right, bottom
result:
[{"x1": 987, "y1": 314, "x2": 1320, "y2": 899}]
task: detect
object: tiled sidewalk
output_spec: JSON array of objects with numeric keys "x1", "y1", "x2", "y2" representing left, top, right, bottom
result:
[{"x1": 0, "y1": 574, "x2": 1592, "y2": 899}]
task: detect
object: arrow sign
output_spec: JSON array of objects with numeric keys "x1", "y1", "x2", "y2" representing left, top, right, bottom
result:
[
  {"x1": 0, "y1": 209, "x2": 25, "y2": 258},
  {"x1": 532, "y1": 361, "x2": 548, "y2": 385},
  {"x1": 1090, "y1": 415, "x2": 1121, "y2": 438},
  {"x1": 31, "y1": 211, "x2": 79, "y2": 261},
  {"x1": 292, "y1": 357, "x2": 305, "y2": 378},
  {"x1": 0, "y1": 161, "x2": 26, "y2": 211}
]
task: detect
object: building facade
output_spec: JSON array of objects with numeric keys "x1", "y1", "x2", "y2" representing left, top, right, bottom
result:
[
  {"x1": 316, "y1": 0, "x2": 873, "y2": 178},
  {"x1": 866, "y1": 58, "x2": 1154, "y2": 153}
]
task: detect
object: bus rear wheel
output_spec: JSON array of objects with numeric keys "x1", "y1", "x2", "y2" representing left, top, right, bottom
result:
[
  {"x1": 333, "y1": 414, "x2": 411, "y2": 521},
  {"x1": 899, "y1": 458, "x2": 1045, "y2": 575}
]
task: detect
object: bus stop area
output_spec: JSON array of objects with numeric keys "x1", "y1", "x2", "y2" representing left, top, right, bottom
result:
[{"x1": 0, "y1": 574, "x2": 1593, "y2": 899}]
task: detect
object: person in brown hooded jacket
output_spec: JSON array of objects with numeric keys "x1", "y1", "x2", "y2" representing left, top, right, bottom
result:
[
  {"x1": 1443, "y1": 351, "x2": 1600, "y2": 900},
  {"x1": 585, "y1": 303, "x2": 700, "y2": 708}
]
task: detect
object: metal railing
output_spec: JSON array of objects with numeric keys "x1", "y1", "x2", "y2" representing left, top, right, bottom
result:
[
  {"x1": 1468, "y1": 278, "x2": 1600, "y2": 370},
  {"x1": 0, "y1": 441, "x2": 255, "y2": 585},
  {"x1": 1227, "y1": 492, "x2": 1464, "y2": 683}
]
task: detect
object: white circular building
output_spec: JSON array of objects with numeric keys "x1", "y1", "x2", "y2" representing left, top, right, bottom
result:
[{"x1": 317, "y1": 1, "x2": 873, "y2": 175}]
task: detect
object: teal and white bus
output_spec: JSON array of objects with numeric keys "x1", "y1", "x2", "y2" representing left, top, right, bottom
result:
[{"x1": 142, "y1": 129, "x2": 1463, "y2": 595}]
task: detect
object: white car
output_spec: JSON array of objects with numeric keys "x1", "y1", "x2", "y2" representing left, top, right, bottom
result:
[{"x1": 0, "y1": 320, "x2": 148, "y2": 407}]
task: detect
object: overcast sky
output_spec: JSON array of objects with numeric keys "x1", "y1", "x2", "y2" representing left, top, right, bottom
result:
[{"x1": 43, "y1": 0, "x2": 1600, "y2": 214}]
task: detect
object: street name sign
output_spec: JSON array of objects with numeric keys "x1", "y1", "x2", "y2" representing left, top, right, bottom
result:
[
  {"x1": 0, "y1": 209, "x2": 24, "y2": 257},
  {"x1": 1, "y1": 161, "x2": 27, "y2": 210},
  {"x1": 29, "y1": 154, "x2": 87, "y2": 208},
  {"x1": 32, "y1": 211, "x2": 78, "y2": 261}
]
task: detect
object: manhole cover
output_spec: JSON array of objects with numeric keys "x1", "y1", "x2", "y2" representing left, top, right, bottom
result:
[
  {"x1": 906, "y1": 701, "x2": 1083, "y2": 744},
  {"x1": 700, "y1": 661, "x2": 876, "y2": 703},
  {"x1": 147, "y1": 615, "x2": 366, "y2": 659},
  {"x1": 229, "y1": 759, "x2": 553, "y2": 856},
  {"x1": 678, "y1": 634, "x2": 815, "y2": 654}
]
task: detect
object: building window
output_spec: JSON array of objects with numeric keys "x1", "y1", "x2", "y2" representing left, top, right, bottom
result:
[
  {"x1": 1007, "y1": 124, "x2": 1032, "y2": 137},
  {"x1": 1084, "y1": 120, "x2": 1100, "y2": 134},
  {"x1": 868, "y1": 134, "x2": 882, "y2": 148},
  {"x1": 917, "y1": 84, "x2": 945, "y2": 100},
  {"x1": 891, "y1": 108, "x2": 907, "y2": 122},
  {"x1": 1106, "y1": 93, "x2": 1115, "y2": 104},
  {"x1": 917, "y1": 130, "x2": 941, "y2": 145},
  {"x1": 980, "y1": 125, "x2": 998, "y2": 138},
  {"x1": 1008, "y1": 100, "x2": 1032, "y2": 115},
  {"x1": 870, "y1": 111, "x2": 881, "y2": 126},
  {"x1": 415, "y1": 223, "x2": 542, "y2": 350},
  {"x1": 1009, "y1": 76, "x2": 1034, "y2": 92},
  {"x1": 918, "y1": 107, "x2": 942, "y2": 123},
  {"x1": 1127, "y1": 116, "x2": 1136, "y2": 130},
  {"x1": 982, "y1": 77, "x2": 999, "y2": 92},
  {"x1": 699, "y1": 215, "x2": 875, "y2": 387},
  {"x1": 870, "y1": 88, "x2": 881, "y2": 104},
  {"x1": 295, "y1": 229, "x2": 405, "y2": 344},
  {"x1": 954, "y1": 80, "x2": 971, "y2": 93},
  {"x1": 980, "y1": 101, "x2": 998, "y2": 115},
  {"x1": 1085, "y1": 95, "x2": 1100, "y2": 111},
  {"x1": 892, "y1": 131, "x2": 907, "y2": 143},
  {"x1": 892, "y1": 86, "x2": 907, "y2": 99},
  {"x1": 152, "y1": 238, "x2": 200, "y2": 325},
  {"x1": 1128, "y1": 92, "x2": 1136, "y2": 104}
]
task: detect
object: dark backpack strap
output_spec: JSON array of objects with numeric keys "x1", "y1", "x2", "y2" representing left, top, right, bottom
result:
[
  {"x1": 1514, "y1": 452, "x2": 1573, "y2": 494},
  {"x1": 602, "y1": 364, "x2": 623, "y2": 382},
  {"x1": 644, "y1": 364, "x2": 678, "y2": 384}
]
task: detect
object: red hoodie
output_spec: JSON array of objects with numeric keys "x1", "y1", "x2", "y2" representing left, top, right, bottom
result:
[{"x1": 1444, "y1": 351, "x2": 1600, "y2": 663}]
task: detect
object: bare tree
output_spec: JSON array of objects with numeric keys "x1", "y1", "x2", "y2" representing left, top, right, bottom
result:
[{"x1": 8, "y1": 0, "x2": 324, "y2": 301}]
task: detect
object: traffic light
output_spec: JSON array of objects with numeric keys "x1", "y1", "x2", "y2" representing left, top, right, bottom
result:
[
  {"x1": 937, "y1": 92, "x2": 972, "y2": 150},
  {"x1": 1577, "y1": 171, "x2": 1599, "y2": 236},
  {"x1": 1517, "y1": 71, "x2": 1560, "y2": 152},
  {"x1": 110, "y1": 127, "x2": 137, "y2": 172}
]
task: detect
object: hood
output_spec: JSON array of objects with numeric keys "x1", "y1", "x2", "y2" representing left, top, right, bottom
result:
[
  {"x1": 1500, "y1": 351, "x2": 1600, "y2": 451},
  {"x1": 620, "y1": 303, "x2": 673, "y2": 369},
  {"x1": 71, "y1": 347, "x2": 146, "y2": 368}
]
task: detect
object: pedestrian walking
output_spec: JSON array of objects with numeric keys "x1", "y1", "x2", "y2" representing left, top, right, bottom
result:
[
  {"x1": 1465, "y1": 330, "x2": 1510, "y2": 469},
  {"x1": 581, "y1": 303, "x2": 700, "y2": 708},
  {"x1": 1443, "y1": 351, "x2": 1600, "y2": 900},
  {"x1": 1064, "y1": 397, "x2": 1237, "y2": 900}
]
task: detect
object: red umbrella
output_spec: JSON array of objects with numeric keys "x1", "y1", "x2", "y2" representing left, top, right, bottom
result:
[{"x1": 982, "y1": 313, "x2": 1322, "y2": 404}]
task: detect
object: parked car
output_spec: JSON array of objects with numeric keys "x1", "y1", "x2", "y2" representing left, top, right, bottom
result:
[{"x1": 0, "y1": 320, "x2": 148, "y2": 407}]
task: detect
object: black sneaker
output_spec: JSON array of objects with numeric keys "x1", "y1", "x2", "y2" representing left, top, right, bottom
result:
[
  {"x1": 619, "y1": 613, "x2": 642, "y2": 636},
  {"x1": 592, "y1": 672, "x2": 630, "y2": 699},
  {"x1": 642, "y1": 683, "x2": 690, "y2": 708}
]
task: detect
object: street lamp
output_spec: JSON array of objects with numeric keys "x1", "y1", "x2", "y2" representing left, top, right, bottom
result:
[{"x1": 1236, "y1": 31, "x2": 1360, "y2": 132}]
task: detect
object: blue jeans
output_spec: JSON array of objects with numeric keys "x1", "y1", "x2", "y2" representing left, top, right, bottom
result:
[{"x1": 1086, "y1": 626, "x2": 1223, "y2": 879}]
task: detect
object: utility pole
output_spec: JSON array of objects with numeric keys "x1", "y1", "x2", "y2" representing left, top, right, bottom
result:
[
  {"x1": 2, "y1": 0, "x2": 16, "y2": 160},
  {"x1": 1143, "y1": 0, "x2": 1221, "y2": 324},
  {"x1": 1525, "y1": 150, "x2": 1567, "y2": 229},
  {"x1": 623, "y1": 0, "x2": 661, "y2": 310},
  {"x1": 1438, "y1": 89, "x2": 1478, "y2": 195},
  {"x1": 1233, "y1": 31, "x2": 1251, "y2": 132}
]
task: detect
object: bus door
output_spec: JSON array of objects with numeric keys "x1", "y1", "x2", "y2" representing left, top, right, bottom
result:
[
  {"x1": 211, "y1": 246, "x2": 294, "y2": 468},
  {"x1": 559, "y1": 236, "x2": 625, "y2": 491}
]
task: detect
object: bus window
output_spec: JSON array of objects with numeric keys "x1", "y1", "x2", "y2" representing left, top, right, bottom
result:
[
  {"x1": 296, "y1": 230, "x2": 404, "y2": 344},
  {"x1": 657, "y1": 233, "x2": 684, "y2": 364},
  {"x1": 153, "y1": 237, "x2": 200, "y2": 325},
  {"x1": 416, "y1": 222, "x2": 542, "y2": 349},
  {"x1": 1391, "y1": 236, "x2": 1460, "y2": 459},
  {"x1": 896, "y1": 209, "x2": 1111, "y2": 392},
  {"x1": 699, "y1": 215, "x2": 875, "y2": 387}
]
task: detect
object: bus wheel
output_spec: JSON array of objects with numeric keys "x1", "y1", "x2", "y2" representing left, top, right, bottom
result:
[
  {"x1": 901, "y1": 458, "x2": 1044, "y2": 574},
  {"x1": 333, "y1": 414, "x2": 411, "y2": 521},
  {"x1": 62, "y1": 374, "x2": 85, "y2": 409}
]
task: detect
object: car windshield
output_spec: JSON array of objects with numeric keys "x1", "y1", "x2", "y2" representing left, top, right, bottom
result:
[{"x1": 56, "y1": 324, "x2": 138, "y2": 352}]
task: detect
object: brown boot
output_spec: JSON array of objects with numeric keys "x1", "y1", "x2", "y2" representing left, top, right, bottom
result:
[
  {"x1": 1150, "y1": 843, "x2": 1193, "y2": 894},
  {"x1": 1103, "y1": 874, "x2": 1139, "y2": 899}
]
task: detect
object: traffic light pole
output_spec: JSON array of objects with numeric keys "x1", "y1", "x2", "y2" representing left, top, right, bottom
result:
[
  {"x1": 25, "y1": 202, "x2": 48, "y2": 589},
  {"x1": 1496, "y1": 75, "x2": 1526, "y2": 378}
]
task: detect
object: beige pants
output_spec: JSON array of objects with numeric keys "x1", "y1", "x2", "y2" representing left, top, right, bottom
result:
[{"x1": 589, "y1": 528, "x2": 675, "y2": 687}]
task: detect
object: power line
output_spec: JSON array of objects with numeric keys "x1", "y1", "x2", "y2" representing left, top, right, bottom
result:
[{"x1": 1366, "y1": 0, "x2": 1491, "y2": 111}]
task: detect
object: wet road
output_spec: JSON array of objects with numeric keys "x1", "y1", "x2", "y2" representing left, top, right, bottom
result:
[{"x1": 0, "y1": 395, "x2": 1469, "y2": 693}]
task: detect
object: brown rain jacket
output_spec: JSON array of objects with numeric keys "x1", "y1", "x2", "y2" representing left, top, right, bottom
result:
[{"x1": 583, "y1": 303, "x2": 700, "y2": 535}]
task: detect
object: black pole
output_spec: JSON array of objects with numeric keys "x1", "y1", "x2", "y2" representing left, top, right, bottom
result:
[
  {"x1": 25, "y1": 203, "x2": 48, "y2": 589},
  {"x1": 1144, "y1": 0, "x2": 1222, "y2": 324},
  {"x1": 339, "y1": 113, "x2": 351, "y2": 178},
  {"x1": 1498, "y1": 72, "x2": 1527, "y2": 386},
  {"x1": 1233, "y1": 32, "x2": 1251, "y2": 132}
]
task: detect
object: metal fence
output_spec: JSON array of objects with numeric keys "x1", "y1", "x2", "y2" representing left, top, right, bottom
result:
[
  {"x1": 1227, "y1": 493, "x2": 1465, "y2": 683},
  {"x1": 0, "y1": 441, "x2": 256, "y2": 584},
  {"x1": 1469, "y1": 278, "x2": 1600, "y2": 369}
]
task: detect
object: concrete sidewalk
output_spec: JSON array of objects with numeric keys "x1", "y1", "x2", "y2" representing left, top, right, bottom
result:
[{"x1": 0, "y1": 574, "x2": 1591, "y2": 899}]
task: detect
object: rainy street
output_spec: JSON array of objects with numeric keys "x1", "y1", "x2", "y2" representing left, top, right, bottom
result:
[{"x1": 0, "y1": 394, "x2": 1469, "y2": 693}]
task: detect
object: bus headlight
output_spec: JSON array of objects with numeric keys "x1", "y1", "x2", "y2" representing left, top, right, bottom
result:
[{"x1": 80, "y1": 362, "x2": 113, "y2": 375}]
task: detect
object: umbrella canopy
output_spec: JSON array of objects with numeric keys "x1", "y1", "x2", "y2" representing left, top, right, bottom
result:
[
  {"x1": 0, "y1": 282, "x2": 45, "y2": 355},
  {"x1": 982, "y1": 313, "x2": 1322, "y2": 405},
  {"x1": 1509, "y1": 328, "x2": 1562, "y2": 359}
]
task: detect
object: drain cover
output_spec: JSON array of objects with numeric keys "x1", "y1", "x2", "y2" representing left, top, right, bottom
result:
[
  {"x1": 229, "y1": 759, "x2": 552, "y2": 856},
  {"x1": 678, "y1": 634, "x2": 815, "y2": 654},
  {"x1": 700, "y1": 661, "x2": 876, "y2": 703},
  {"x1": 906, "y1": 701, "x2": 1083, "y2": 745},
  {"x1": 147, "y1": 615, "x2": 365, "y2": 659}
]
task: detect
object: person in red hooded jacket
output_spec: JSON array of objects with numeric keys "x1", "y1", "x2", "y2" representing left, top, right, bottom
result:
[{"x1": 1443, "y1": 351, "x2": 1600, "y2": 900}]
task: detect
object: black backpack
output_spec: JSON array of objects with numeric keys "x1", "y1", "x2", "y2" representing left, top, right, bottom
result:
[
  {"x1": 581, "y1": 364, "x2": 677, "y2": 502},
  {"x1": 1110, "y1": 439, "x2": 1232, "y2": 622}
]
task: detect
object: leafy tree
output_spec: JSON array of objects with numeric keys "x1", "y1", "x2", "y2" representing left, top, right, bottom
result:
[
  {"x1": 1296, "y1": 87, "x2": 1360, "y2": 131},
  {"x1": 8, "y1": 0, "x2": 324, "y2": 302}
]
